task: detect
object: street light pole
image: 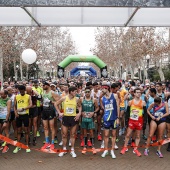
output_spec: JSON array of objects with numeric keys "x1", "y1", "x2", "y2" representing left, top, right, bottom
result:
[
  {"x1": 36, "y1": 61, "x2": 40, "y2": 79},
  {"x1": 145, "y1": 55, "x2": 150, "y2": 80},
  {"x1": 120, "y1": 63, "x2": 122, "y2": 79},
  {"x1": 16, "y1": 65, "x2": 19, "y2": 81},
  {"x1": 33, "y1": 68, "x2": 36, "y2": 79}
]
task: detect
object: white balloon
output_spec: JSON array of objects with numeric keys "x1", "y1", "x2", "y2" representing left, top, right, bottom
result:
[{"x1": 22, "y1": 49, "x2": 37, "y2": 64}]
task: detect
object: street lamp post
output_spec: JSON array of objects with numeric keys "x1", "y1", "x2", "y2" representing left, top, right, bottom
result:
[
  {"x1": 33, "y1": 68, "x2": 36, "y2": 79},
  {"x1": 36, "y1": 61, "x2": 40, "y2": 79},
  {"x1": 145, "y1": 55, "x2": 150, "y2": 80},
  {"x1": 124, "y1": 68, "x2": 127, "y2": 80},
  {"x1": 16, "y1": 65, "x2": 19, "y2": 81},
  {"x1": 146, "y1": 54, "x2": 150, "y2": 68},
  {"x1": 120, "y1": 63, "x2": 122, "y2": 79}
]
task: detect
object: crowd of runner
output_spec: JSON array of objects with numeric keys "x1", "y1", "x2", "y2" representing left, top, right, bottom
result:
[{"x1": 0, "y1": 77, "x2": 170, "y2": 159}]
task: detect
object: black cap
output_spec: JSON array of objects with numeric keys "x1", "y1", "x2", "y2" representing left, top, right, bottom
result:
[
  {"x1": 43, "y1": 81, "x2": 50, "y2": 86},
  {"x1": 34, "y1": 80, "x2": 39, "y2": 84}
]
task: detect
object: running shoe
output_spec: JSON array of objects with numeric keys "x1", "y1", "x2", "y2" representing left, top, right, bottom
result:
[
  {"x1": 133, "y1": 149, "x2": 141, "y2": 157},
  {"x1": 101, "y1": 150, "x2": 108, "y2": 158},
  {"x1": 80, "y1": 140, "x2": 84, "y2": 147},
  {"x1": 97, "y1": 134, "x2": 102, "y2": 141},
  {"x1": 2, "y1": 146, "x2": 9, "y2": 153},
  {"x1": 142, "y1": 135, "x2": 147, "y2": 140},
  {"x1": 110, "y1": 150, "x2": 116, "y2": 159},
  {"x1": 36, "y1": 131, "x2": 40, "y2": 137},
  {"x1": 59, "y1": 141, "x2": 63, "y2": 146},
  {"x1": 26, "y1": 149, "x2": 31, "y2": 153},
  {"x1": 101, "y1": 140, "x2": 104, "y2": 149},
  {"x1": 114, "y1": 143, "x2": 119, "y2": 150},
  {"x1": 50, "y1": 144, "x2": 55, "y2": 150},
  {"x1": 92, "y1": 147, "x2": 97, "y2": 155},
  {"x1": 144, "y1": 149, "x2": 149, "y2": 156},
  {"x1": 116, "y1": 138, "x2": 119, "y2": 142},
  {"x1": 70, "y1": 150, "x2": 77, "y2": 158},
  {"x1": 156, "y1": 150, "x2": 163, "y2": 158},
  {"x1": 58, "y1": 151, "x2": 67, "y2": 157},
  {"x1": 152, "y1": 135, "x2": 157, "y2": 142},
  {"x1": 120, "y1": 147, "x2": 128, "y2": 154},
  {"x1": 2, "y1": 142, "x2": 6, "y2": 147},
  {"x1": 87, "y1": 140, "x2": 92, "y2": 147},
  {"x1": 13, "y1": 147, "x2": 21, "y2": 154},
  {"x1": 69, "y1": 140, "x2": 71, "y2": 147},
  {"x1": 82, "y1": 148, "x2": 87, "y2": 154},
  {"x1": 41, "y1": 143, "x2": 51, "y2": 150},
  {"x1": 54, "y1": 137, "x2": 58, "y2": 144}
]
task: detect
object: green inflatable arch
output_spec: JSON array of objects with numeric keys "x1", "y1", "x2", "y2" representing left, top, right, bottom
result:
[{"x1": 57, "y1": 55, "x2": 108, "y2": 78}]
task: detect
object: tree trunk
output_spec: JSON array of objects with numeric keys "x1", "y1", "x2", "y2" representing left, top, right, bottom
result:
[
  {"x1": 14, "y1": 61, "x2": 17, "y2": 81},
  {"x1": 0, "y1": 35, "x2": 3, "y2": 90},
  {"x1": 20, "y1": 56, "x2": 23, "y2": 80},
  {"x1": 129, "y1": 65, "x2": 134, "y2": 80},
  {"x1": 157, "y1": 65, "x2": 165, "y2": 81},
  {"x1": 26, "y1": 65, "x2": 29, "y2": 80},
  {"x1": 156, "y1": 58, "x2": 165, "y2": 81}
]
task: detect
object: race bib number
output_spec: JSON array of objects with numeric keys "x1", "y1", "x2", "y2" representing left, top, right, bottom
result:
[
  {"x1": 154, "y1": 112, "x2": 163, "y2": 117},
  {"x1": 85, "y1": 112, "x2": 90, "y2": 118},
  {"x1": 43, "y1": 102, "x2": 49, "y2": 107},
  {"x1": 43, "y1": 98, "x2": 50, "y2": 107},
  {"x1": 37, "y1": 95, "x2": 42, "y2": 99},
  {"x1": 0, "y1": 108, "x2": 7, "y2": 119},
  {"x1": 66, "y1": 107, "x2": 74, "y2": 114},
  {"x1": 130, "y1": 110, "x2": 139, "y2": 120},
  {"x1": 18, "y1": 109, "x2": 26, "y2": 115},
  {"x1": 105, "y1": 104, "x2": 113, "y2": 111}
]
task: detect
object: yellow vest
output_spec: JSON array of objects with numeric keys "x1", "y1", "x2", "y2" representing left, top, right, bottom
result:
[
  {"x1": 63, "y1": 96, "x2": 77, "y2": 116},
  {"x1": 32, "y1": 87, "x2": 43, "y2": 107},
  {"x1": 16, "y1": 94, "x2": 30, "y2": 114}
]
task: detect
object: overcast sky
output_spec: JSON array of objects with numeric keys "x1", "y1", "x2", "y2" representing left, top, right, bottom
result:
[{"x1": 69, "y1": 27, "x2": 96, "y2": 55}]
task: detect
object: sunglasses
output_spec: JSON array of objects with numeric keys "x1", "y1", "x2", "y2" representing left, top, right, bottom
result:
[{"x1": 85, "y1": 91, "x2": 90, "y2": 93}]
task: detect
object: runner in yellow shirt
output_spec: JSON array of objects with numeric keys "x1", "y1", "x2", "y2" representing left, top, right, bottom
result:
[{"x1": 117, "y1": 82, "x2": 127, "y2": 136}]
